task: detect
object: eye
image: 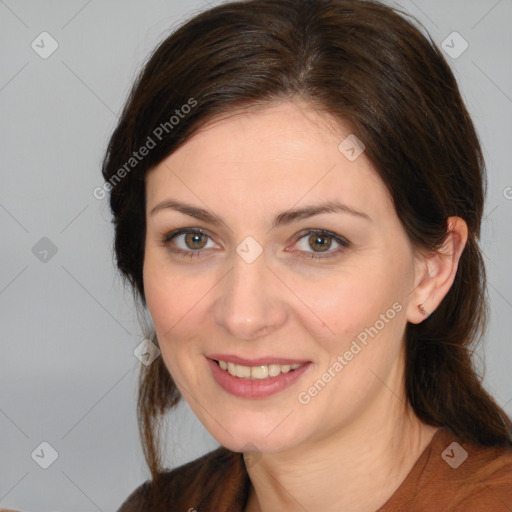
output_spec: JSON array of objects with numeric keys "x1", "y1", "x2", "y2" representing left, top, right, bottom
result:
[
  {"x1": 161, "y1": 227, "x2": 350, "y2": 261},
  {"x1": 290, "y1": 229, "x2": 350, "y2": 260},
  {"x1": 161, "y1": 228, "x2": 218, "y2": 259}
]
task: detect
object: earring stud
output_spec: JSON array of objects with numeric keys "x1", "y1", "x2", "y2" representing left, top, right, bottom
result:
[{"x1": 418, "y1": 304, "x2": 428, "y2": 316}]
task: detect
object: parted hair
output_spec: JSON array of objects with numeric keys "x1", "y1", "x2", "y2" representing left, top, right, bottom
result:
[{"x1": 101, "y1": 0, "x2": 512, "y2": 506}]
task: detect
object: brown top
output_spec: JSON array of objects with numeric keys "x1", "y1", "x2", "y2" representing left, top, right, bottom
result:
[{"x1": 117, "y1": 427, "x2": 512, "y2": 511}]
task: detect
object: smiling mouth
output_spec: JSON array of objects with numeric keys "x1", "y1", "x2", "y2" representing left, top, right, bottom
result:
[{"x1": 214, "y1": 359, "x2": 304, "y2": 380}]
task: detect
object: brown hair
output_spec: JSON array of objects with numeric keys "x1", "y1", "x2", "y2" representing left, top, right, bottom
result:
[{"x1": 102, "y1": 0, "x2": 512, "y2": 503}]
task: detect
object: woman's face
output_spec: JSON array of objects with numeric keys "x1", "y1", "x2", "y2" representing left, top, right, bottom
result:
[{"x1": 143, "y1": 100, "x2": 422, "y2": 453}]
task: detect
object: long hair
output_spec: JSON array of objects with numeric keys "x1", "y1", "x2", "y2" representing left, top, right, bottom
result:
[{"x1": 102, "y1": 0, "x2": 512, "y2": 505}]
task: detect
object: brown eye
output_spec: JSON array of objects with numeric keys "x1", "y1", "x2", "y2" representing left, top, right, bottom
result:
[
  {"x1": 292, "y1": 229, "x2": 350, "y2": 260},
  {"x1": 308, "y1": 233, "x2": 332, "y2": 252},
  {"x1": 162, "y1": 228, "x2": 218, "y2": 258},
  {"x1": 184, "y1": 232, "x2": 208, "y2": 250}
]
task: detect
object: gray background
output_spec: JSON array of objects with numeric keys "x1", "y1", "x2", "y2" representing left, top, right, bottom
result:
[{"x1": 1, "y1": 0, "x2": 511, "y2": 510}]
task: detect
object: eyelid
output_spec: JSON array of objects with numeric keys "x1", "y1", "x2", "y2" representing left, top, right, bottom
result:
[
  {"x1": 161, "y1": 227, "x2": 350, "y2": 260},
  {"x1": 162, "y1": 227, "x2": 220, "y2": 252},
  {"x1": 162, "y1": 227, "x2": 215, "y2": 245},
  {"x1": 288, "y1": 228, "x2": 350, "y2": 259}
]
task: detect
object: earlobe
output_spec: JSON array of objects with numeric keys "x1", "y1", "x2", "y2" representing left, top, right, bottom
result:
[
  {"x1": 417, "y1": 303, "x2": 429, "y2": 317},
  {"x1": 406, "y1": 254, "x2": 438, "y2": 324},
  {"x1": 406, "y1": 216, "x2": 468, "y2": 324}
]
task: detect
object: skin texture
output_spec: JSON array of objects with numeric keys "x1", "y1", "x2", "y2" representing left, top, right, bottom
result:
[{"x1": 143, "y1": 100, "x2": 467, "y2": 512}]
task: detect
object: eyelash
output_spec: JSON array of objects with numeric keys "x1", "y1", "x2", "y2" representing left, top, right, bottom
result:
[{"x1": 160, "y1": 228, "x2": 350, "y2": 261}]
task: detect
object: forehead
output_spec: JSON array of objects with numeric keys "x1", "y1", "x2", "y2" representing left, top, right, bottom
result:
[
  {"x1": 145, "y1": 101, "x2": 391, "y2": 222},
  {"x1": 169, "y1": 101, "x2": 351, "y2": 166}
]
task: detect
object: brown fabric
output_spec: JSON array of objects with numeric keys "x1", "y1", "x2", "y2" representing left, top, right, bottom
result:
[
  {"x1": 117, "y1": 427, "x2": 512, "y2": 511},
  {"x1": 378, "y1": 427, "x2": 512, "y2": 511}
]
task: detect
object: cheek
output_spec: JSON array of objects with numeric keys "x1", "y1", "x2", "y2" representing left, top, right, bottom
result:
[
  {"x1": 143, "y1": 248, "x2": 210, "y2": 331},
  {"x1": 142, "y1": 255, "x2": 201, "y2": 358},
  {"x1": 143, "y1": 273, "x2": 180, "y2": 335},
  {"x1": 143, "y1": 266, "x2": 207, "y2": 387},
  {"x1": 290, "y1": 267, "x2": 393, "y2": 340},
  {"x1": 294, "y1": 269, "x2": 408, "y2": 382}
]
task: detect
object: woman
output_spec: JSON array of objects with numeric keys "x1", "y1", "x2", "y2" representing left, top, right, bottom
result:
[{"x1": 102, "y1": 0, "x2": 512, "y2": 510}]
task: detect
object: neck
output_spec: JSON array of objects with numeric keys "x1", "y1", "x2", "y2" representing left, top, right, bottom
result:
[{"x1": 244, "y1": 398, "x2": 438, "y2": 512}]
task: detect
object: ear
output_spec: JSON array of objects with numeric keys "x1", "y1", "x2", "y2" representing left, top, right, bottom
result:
[{"x1": 407, "y1": 216, "x2": 468, "y2": 324}]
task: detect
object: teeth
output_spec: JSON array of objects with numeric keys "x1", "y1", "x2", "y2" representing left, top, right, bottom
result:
[
  {"x1": 251, "y1": 365, "x2": 268, "y2": 379},
  {"x1": 217, "y1": 360, "x2": 303, "y2": 380},
  {"x1": 268, "y1": 364, "x2": 281, "y2": 377}
]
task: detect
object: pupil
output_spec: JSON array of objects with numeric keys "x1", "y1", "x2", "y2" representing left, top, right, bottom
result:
[
  {"x1": 310, "y1": 234, "x2": 331, "y2": 252},
  {"x1": 186, "y1": 233, "x2": 206, "y2": 249}
]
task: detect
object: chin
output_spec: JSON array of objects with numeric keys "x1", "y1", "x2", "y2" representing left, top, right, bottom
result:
[{"x1": 202, "y1": 411, "x2": 309, "y2": 454}]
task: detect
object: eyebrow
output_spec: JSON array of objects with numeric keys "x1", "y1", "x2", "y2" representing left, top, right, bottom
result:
[{"x1": 149, "y1": 199, "x2": 371, "y2": 228}]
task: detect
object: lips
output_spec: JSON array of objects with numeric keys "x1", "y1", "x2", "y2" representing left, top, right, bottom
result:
[
  {"x1": 207, "y1": 353, "x2": 310, "y2": 366},
  {"x1": 206, "y1": 354, "x2": 312, "y2": 399}
]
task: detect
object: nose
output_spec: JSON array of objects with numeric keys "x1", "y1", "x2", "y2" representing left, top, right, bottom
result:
[{"x1": 213, "y1": 251, "x2": 288, "y2": 341}]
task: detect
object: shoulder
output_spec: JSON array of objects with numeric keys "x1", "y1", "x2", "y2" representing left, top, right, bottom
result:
[
  {"x1": 380, "y1": 427, "x2": 512, "y2": 511},
  {"x1": 423, "y1": 427, "x2": 512, "y2": 510},
  {"x1": 447, "y1": 433, "x2": 512, "y2": 510},
  {"x1": 116, "y1": 446, "x2": 248, "y2": 511}
]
